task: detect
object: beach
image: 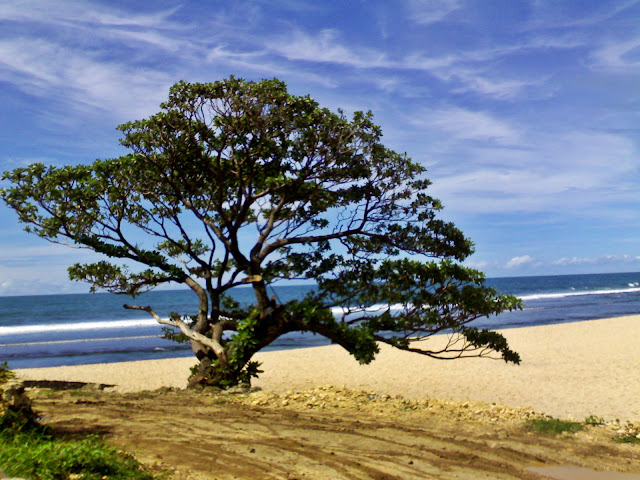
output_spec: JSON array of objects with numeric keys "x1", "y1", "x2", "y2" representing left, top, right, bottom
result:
[{"x1": 15, "y1": 314, "x2": 640, "y2": 421}]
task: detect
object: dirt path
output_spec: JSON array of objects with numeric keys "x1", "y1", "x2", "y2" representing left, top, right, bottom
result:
[{"x1": 27, "y1": 386, "x2": 640, "y2": 480}]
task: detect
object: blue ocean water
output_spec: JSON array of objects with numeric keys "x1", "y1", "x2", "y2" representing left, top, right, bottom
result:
[{"x1": 1, "y1": 272, "x2": 639, "y2": 369}]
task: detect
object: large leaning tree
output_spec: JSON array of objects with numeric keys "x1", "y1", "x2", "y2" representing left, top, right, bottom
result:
[{"x1": 1, "y1": 77, "x2": 521, "y2": 388}]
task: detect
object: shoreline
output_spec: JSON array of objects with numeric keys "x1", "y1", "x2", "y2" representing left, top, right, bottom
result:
[{"x1": 15, "y1": 315, "x2": 640, "y2": 421}]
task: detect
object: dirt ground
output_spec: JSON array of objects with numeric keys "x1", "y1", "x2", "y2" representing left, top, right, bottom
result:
[{"x1": 25, "y1": 383, "x2": 640, "y2": 480}]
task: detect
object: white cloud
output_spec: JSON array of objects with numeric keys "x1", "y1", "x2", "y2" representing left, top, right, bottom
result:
[
  {"x1": 591, "y1": 37, "x2": 640, "y2": 72},
  {"x1": 464, "y1": 259, "x2": 492, "y2": 271},
  {"x1": 0, "y1": 1, "x2": 204, "y2": 124},
  {"x1": 553, "y1": 255, "x2": 640, "y2": 266},
  {"x1": 0, "y1": 273, "x2": 87, "y2": 296},
  {"x1": 422, "y1": 126, "x2": 639, "y2": 216},
  {"x1": 405, "y1": 0, "x2": 462, "y2": 25},
  {"x1": 266, "y1": 29, "x2": 550, "y2": 99},
  {"x1": 0, "y1": 244, "x2": 96, "y2": 262},
  {"x1": 505, "y1": 255, "x2": 534, "y2": 269},
  {"x1": 0, "y1": 37, "x2": 174, "y2": 120},
  {"x1": 552, "y1": 257, "x2": 594, "y2": 267},
  {"x1": 206, "y1": 45, "x2": 338, "y2": 88},
  {"x1": 0, "y1": 0, "x2": 180, "y2": 30},
  {"x1": 529, "y1": 0, "x2": 640, "y2": 29},
  {"x1": 448, "y1": 70, "x2": 548, "y2": 100},
  {"x1": 267, "y1": 29, "x2": 391, "y2": 69},
  {"x1": 410, "y1": 107, "x2": 521, "y2": 145}
]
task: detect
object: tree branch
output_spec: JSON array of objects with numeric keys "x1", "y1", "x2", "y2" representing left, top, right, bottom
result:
[{"x1": 123, "y1": 304, "x2": 226, "y2": 360}]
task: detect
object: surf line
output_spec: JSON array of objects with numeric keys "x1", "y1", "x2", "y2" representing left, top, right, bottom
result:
[{"x1": 0, "y1": 334, "x2": 163, "y2": 348}]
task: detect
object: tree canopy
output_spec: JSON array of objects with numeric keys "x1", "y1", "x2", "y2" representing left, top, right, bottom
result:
[{"x1": 1, "y1": 77, "x2": 521, "y2": 388}]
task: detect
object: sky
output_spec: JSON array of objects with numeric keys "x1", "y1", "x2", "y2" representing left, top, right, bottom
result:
[{"x1": 1, "y1": 0, "x2": 640, "y2": 296}]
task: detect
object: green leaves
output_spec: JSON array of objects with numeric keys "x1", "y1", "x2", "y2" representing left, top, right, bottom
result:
[
  {"x1": 68, "y1": 261, "x2": 178, "y2": 296},
  {"x1": 461, "y1": 328, "x2": 521, "y2": 364},
  {"x1": 314, "y1": 259, "x2": 522, "y2": 363},
  {"x1": 0, "y1": 431, "x2": 157, "y2": 480}
]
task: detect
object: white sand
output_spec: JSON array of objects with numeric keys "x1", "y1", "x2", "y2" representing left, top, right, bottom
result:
[{"x1": 15, "y1": 315, "x2": 640, "y2": 421}]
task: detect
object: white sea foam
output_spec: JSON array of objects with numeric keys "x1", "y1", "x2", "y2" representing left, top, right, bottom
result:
[
  {"x1": 330, "y1": 303, "x2": 406, "y2": 316},
  {"x1": 520, "y1": 286, "x2": 640, "y2": 301},
  {"x1": 0, "y1": 334, "x2": 160, "y2": 347},
  {"x1": 0, "y1": 318, "x2": 161, "y2": 336}
]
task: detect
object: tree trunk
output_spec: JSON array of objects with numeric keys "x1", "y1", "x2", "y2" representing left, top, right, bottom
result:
[
  {"x1": 187, "y1": 306, "x2": 287, "y2": 390},
  {"x1": 187, "y1": 357, "x2": 243, "y2": 389},
  {"x1": 186, "y1": 348, "x2": 259, "y2": 390}
]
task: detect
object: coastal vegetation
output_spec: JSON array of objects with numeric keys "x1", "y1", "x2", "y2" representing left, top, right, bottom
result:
[
  {"x1": 0, "y1": 431, "x2": 157, "y2": 480},
  {"x1": 1, "y1": 76, "x2": 521, "y2": 389},
  {"x1": 527, "y1": 417, "x2": 584, "y2": 435},
  {"x1": 0, "y1": 364, "x2": 157, "y2": 480}
]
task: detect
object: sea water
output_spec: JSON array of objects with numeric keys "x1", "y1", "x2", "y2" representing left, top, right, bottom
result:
[{"x1": 1, "y1": 272, "x2": 639, "y2": 369}]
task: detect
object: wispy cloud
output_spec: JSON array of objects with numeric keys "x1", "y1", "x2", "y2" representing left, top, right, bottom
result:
[
  {"x1": 267, "y1": 29, "x2": 551, "y2": 99},
  {"x1": 528, "y1": 0, "x2": 640, "y2": 29},
  {"x1": 267, "y1": 29, "x2": 391, "y2": 69},
  {"x1": 448, "y1": 70, "x2": 548, "y2": 99},
  {"x1": 422, "y1": 125, "x2": 639, "y2": 216},
  {"x1": 206, "y1": 45, "x2": 339, "y2": 88},
  {"x1": 0, "y1": 0, "x2": 181, "y2": 29},
  {"x1": 0, "y1": 243, "x2": 98, "y2": 295},
  {"x1": 552, "y1": 255, "x2": 640, "y2": 267},
  {"x1": 0, "y1": 1, "x2": 204, "y2": 123},
  {"x1": 404, "y1": 0, "x2": 462, "y2": 25},
  {"x1": 0, "y1": 244, "x2": 96, "y2": 262},
  {"x1": 591, "y1": 37, "x2": 640, "y2": 72},
  {"x1": 0, "y1": 267, "x2": 88, "y2": 296},
  {"x1": 0, "y1": 37, "x2": 173, "y2": 120},
  {"x1": 409, "y1": 107, "x2": 522, "y2": 145}
]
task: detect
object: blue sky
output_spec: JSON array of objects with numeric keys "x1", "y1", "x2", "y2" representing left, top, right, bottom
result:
[{"x1": 1, "y1": 0, "x2": 640, "y2": 296}]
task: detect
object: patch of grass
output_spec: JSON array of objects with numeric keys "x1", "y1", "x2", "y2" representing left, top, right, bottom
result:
[
  {"x1": 0, "y1": 429, "x2": 159, "y2": 480},
  {"x1": 584, "y1": 415, "x2": 605, "y2": 426},
  {"x1": 527, "y1": 418, "x2": 584, "y2": 435},
  {"x1": 615, "y1": 435, "x2": 640, "y2": 444}
]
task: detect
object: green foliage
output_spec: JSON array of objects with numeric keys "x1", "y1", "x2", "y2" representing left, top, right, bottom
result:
[
  {"x1": 0, "y1": 430, "x2": 158, "y2": 480},
  {"x1": 0, "y1": 406, "x2": 39, "y2": 434},
  {"x1": 189, "y1": 358, "x2": 262, "y2": 389},
  {"x1": 584, "y1": 415, "x2": 605, "y2": 426},
  {"x1": 527, "y1": 418, "x2": 584, "y2": 435},
  {"x1": 1, "y1": 76, "x2": 522, "y2": 389},
  {"x1": 192, "y1": 310, "x2": 265, "y2": 388},
  {"x1": 615, "y1": 435, "x2": 640, "y2": 444},
  {"x1": 0, "y1": 361, "x2": 14, "y2": 384},
  {"x1": 0, "y1": 363, "x2": 39, "y2": 432}
]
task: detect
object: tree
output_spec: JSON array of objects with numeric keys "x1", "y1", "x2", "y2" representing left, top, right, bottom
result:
[{"x1": 1, "y1": 77, "x2": 521, "y2": 389}]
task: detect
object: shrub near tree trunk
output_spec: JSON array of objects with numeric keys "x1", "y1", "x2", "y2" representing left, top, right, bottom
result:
[
  {"x1": 0, "y1": 363, "x2": 37, "y2": 431},
  {"x1": 1, "y1": 77, "x2": 521, "y2": 389}
]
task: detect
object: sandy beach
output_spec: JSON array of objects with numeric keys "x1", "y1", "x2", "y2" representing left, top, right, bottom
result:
[{"x1": 15, "y1": 314, "x2": 640, "y2": 421}]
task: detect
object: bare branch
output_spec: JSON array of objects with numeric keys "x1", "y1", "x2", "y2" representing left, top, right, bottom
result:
[{"x1": 124, "y1": 304, "x2": 226, "y2": 360}]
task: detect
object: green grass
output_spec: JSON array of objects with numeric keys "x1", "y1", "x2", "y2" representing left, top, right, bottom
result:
[
  {"x1": 527, "y1": 418, "x2": 584, "y2": 435},
  {"x1": 0, "y1": 429, "x2": 159, "y2": 480},
  {"x1": 584, "y1": 415, "x2": 605, "y2": 426},
  {"x1": 615, "y1": 435, "x2": 640, "y2": 444},
  {"x1": 2, "y1": 362, "x2": 159, "y2": 480}
]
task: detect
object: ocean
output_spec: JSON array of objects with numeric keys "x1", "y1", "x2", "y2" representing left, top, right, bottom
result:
[{"x1": 1, "y1": 272, "x2": 639, "y2": 369}]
